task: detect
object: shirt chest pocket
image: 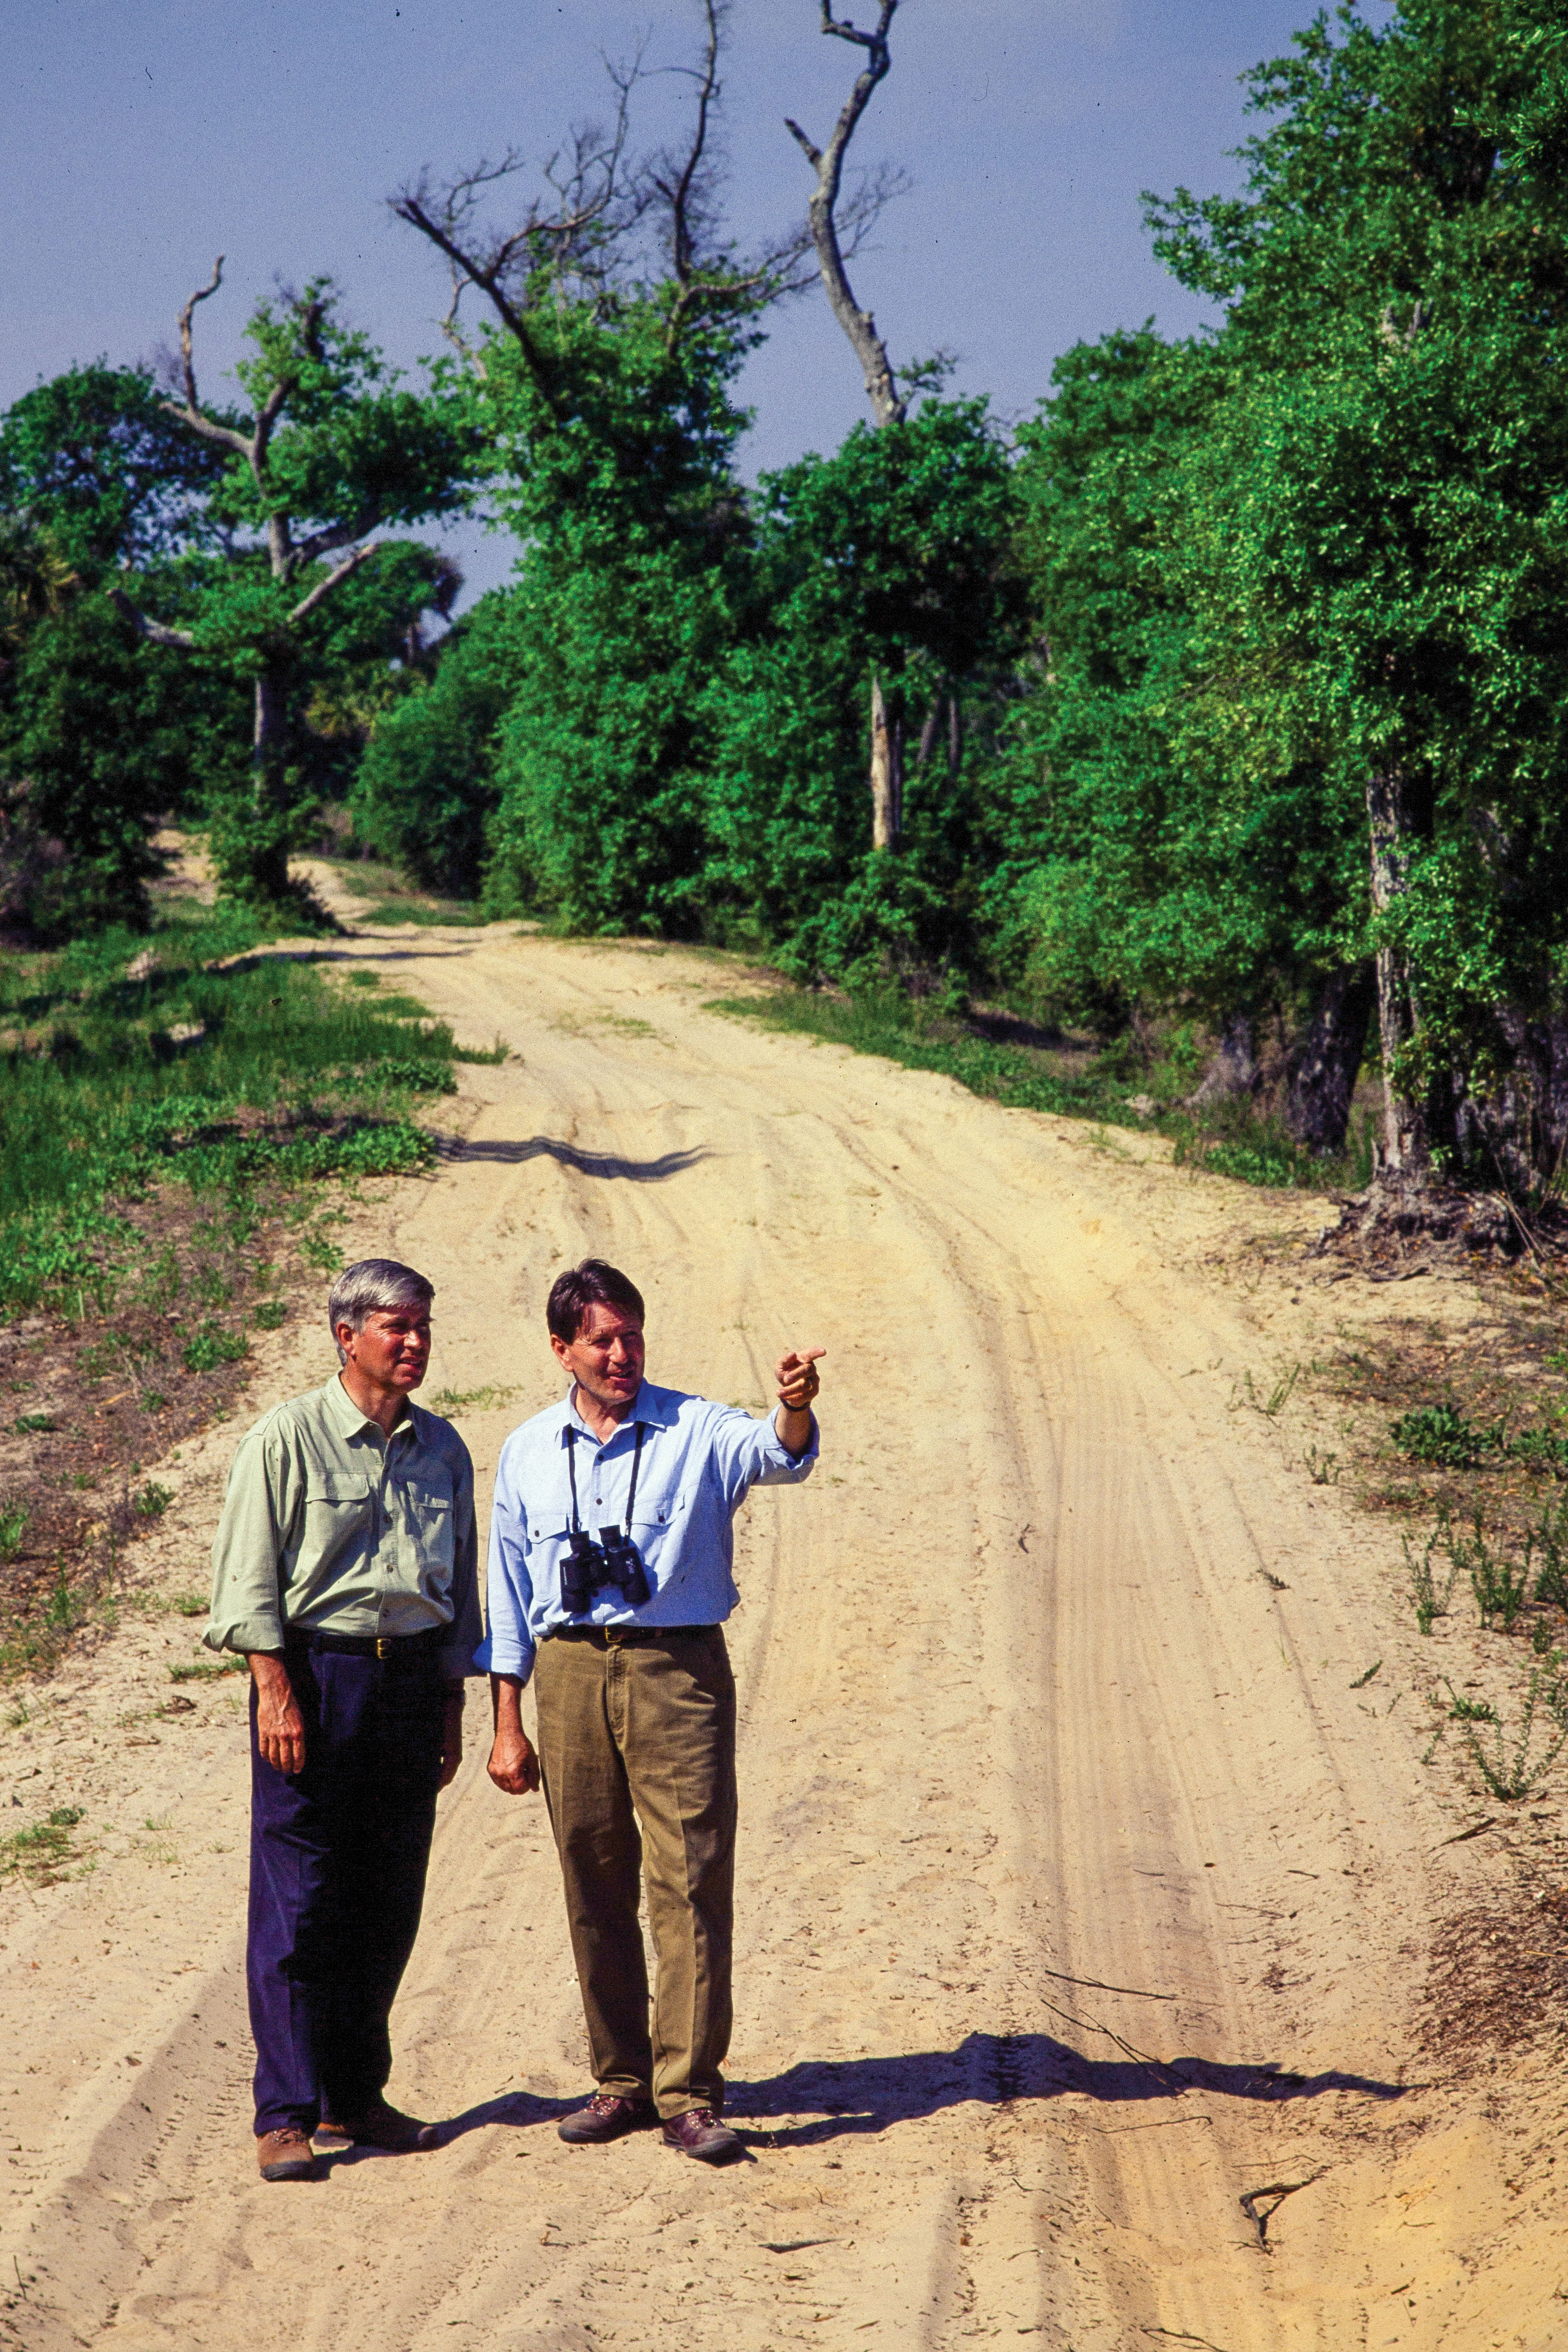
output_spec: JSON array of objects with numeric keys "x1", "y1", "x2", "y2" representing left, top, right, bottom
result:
[
  {"x1": 631, "y1": 1485, "x2": 686, "y2": 1533},
  {"x1": 405, "y1": 1478, "x2": 455, "y2": 1572},
  {"x1": 303, "y1": 1472, "x2": 374, "y2": 1561}
]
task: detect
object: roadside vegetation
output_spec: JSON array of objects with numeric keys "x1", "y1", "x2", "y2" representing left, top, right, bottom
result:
[{"x1": 0, "y1": 894, "x2": 469, "y2": 1677}]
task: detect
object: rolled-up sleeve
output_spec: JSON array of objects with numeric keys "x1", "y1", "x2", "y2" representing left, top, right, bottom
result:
[
  {"x1": 707, "y1": 1404, "x2": 819, "y2": 1511},
  {"x1": 477, "y1": 1446, "x2": 537, "y2": 1684},
  {"x1": 205, "y1": 1419, "x2": 295, "y2": 1655},
  {"x1": 441, "y1": 1443, "x2": 485, "y2": 1682}
]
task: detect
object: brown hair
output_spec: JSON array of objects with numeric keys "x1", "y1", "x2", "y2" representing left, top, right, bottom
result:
[{"x1": 546, "y1": 1258, "x2": 646, "y2": 1343}]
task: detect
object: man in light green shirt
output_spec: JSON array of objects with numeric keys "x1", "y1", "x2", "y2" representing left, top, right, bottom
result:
[{"x1": 207, "y1": 1257, "x2": 482, "y2": 2182}]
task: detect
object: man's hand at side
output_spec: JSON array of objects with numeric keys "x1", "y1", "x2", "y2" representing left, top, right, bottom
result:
[
  {"x1": 250, "y1": 1652, "x2": 306, "y2": 1776},
  {"x1": 439, "y1": 1687, "x2": 466, "y2": 1790},
  {"x1": 774, "y1": 1346, "x2": 825, "y2": 1455},
  {"x1": 488, "y1": 1673, "x2": 540, "y2": 1797}
]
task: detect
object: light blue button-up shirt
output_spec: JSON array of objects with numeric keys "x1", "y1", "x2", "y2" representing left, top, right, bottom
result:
[{"x1": 478, "y1": 1381, "x2": 819, "y2": 1684}]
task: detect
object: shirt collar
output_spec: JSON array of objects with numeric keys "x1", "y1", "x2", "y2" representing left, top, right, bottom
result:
[
  {"x1": 323, "y1": 1371, "x2": 417, "y2": 1446},
  {"x1": 557, "y1": 1380, "x2": 675, "y2": 1445}
]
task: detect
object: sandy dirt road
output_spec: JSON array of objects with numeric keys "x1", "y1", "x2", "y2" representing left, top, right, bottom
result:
[{"x1": 4, "y1": 906, "x2": 1565, "y2": 2352}]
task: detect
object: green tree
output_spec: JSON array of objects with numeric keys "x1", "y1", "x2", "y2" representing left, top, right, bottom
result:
[
  {"x1": 702, "y1": 396, "x2": 1027, "y2": 978},
  {"x1": 393, "y1": 2, "x2": 818, "y2": 933},
  {"x1": 0, "y1": 363, "x2": 229, "y2": 578},
  {"x1": 0, "y1": 599, "x2": 196, "y2": 938},
  {"x1": 349, "y1": 588, "x2": 517, "y2": 897},
  {"x1": 1145, "y1": 0, "x2": 1568, "y2": 1186},
  {"x1": 111, "y1": 263, "x2": 475, "y2": 904}
]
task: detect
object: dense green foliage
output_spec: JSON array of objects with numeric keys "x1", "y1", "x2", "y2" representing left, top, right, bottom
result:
[{"x1": 347, "y1": 589, "x2": 517, "y2": 897}]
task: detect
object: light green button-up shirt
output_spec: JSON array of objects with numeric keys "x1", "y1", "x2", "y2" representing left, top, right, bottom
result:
[{"x1": 205, "y1": 1374, "x2": 482, "y2": 1682}]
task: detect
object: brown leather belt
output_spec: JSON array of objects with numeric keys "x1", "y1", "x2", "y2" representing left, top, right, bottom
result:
[
  {"x1": 287, "y1": 1624, "x2": 446, "y2": 1662},
  {"x1": 546, "y1": 1623, "x2": 714, "y2": 1648}
]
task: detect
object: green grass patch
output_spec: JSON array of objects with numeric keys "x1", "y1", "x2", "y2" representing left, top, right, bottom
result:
[
  {"x1": 169, "y1": 1653, "x2": 247, "y2": 1682},
  {"x1": 427, "y1": 1383, "x2": 521, "y2": 1417},
  {"x1": 358, "y1": 900, "x2": 491, "y2": 928},
  {"x1": 0, "y1": 902, "x2": 464, "y2": 1321},
  {"x1": 1, "y1": 1805, "x2": 85, "y2": 1881},
  {"x1": 710, "y1": 989, "x2": 1135, "y2": 1121}
]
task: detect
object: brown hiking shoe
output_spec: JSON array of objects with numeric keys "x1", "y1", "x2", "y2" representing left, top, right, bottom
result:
[
  {"x1": 257, "y1": 2126, "x2": 318, "y2": 2182},
  {"x1": 330, "y1": 2098, "x2": 438, "y2": 2152},
  {"x1": 312, "y1": 2117, "x2": 355, "y2": 2152},
  {"x1": 558, "y1": 2092, "x2": 657, "y2": 2145},
  {"x1": 661, "y1": 2107, "x2": 742, "y2": 2164}
]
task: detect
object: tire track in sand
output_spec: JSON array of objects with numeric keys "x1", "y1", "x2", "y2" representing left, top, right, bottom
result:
[{"x1": 2, "y1": 911, "x2": 1548, "y2": 2351}]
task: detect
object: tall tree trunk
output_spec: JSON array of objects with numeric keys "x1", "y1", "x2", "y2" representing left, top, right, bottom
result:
[
  {"x1": 1366, "y1": 764, "x2": 1428, "y2": 1176},
  {"x1": 870, "y1": 673, "x2": 900, "y2": 851},
  {"x1": 1188, "y1": 1011, "x2": 1257, "y2": 1107},
  {"x1": 947, "y1": 693, "x2": 962, "y2": 779},
  {"x1": 916, "y1": 694, "x2": 943, "y2": 771},
  {"x1": 1284, "y1": 962, "x2": 1375, "y2": 1153},
  {"x1": 250, "y1": 668, "x2": 293, "y2": 900}
]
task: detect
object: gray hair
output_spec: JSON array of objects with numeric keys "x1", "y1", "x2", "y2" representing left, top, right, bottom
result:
[{"x1": 327, "y1": 1258, "x2": 434, "y2": 1362}]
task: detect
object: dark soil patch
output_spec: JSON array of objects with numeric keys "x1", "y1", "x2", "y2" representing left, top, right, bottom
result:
[
  {"x1": 1320, "y1": 1289, "x2": 1568, "y2": 1570},
  {"x1": 1419, "y1": 1883, "x2": 1568, "y2": 2062},
  {"x1": 0, "y1": 1180, "x2": 341, "y2": 1677}
]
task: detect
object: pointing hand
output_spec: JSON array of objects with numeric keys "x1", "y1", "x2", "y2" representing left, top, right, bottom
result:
[{"x1": 775, "y1": 1347, "x2": 825, "y2": 1412}]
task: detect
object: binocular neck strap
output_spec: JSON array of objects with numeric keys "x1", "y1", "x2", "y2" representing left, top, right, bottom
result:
[{"x1": 566, "y1": 1417, "x2": 646, "y2": 1532}]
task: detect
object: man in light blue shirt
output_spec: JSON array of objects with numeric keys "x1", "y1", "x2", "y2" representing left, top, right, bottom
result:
[{"x1": 482, "y1": 1257, "x2": 823, "y2": 2164}]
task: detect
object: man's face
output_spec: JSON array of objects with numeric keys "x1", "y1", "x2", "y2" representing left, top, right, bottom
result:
[
  {"x1": 338, "y1": 1306, "x2": 431, "y2": 1396},
  {"x1": 553, "y1": 1302, "x2": 646, "y2": 1417}
]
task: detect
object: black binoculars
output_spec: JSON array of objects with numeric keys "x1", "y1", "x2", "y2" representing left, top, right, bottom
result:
[{"x1": 561, "y1": 1523, "x2": 651, "y2": 1613}]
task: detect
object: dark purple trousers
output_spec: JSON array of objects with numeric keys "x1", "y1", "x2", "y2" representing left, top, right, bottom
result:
[{"x1": 247, "y1": 1638, "x2": 445, "y2": 2137}]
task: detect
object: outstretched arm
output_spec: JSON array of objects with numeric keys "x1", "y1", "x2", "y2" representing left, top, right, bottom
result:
[{"x1": 774, "y1": 1347, "x2": 826, "y2": 1455}]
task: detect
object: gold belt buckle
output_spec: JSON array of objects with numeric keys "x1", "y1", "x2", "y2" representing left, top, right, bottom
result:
[{"x1": 376, "y1": 1636, "x2": 392, "y2": 1660}]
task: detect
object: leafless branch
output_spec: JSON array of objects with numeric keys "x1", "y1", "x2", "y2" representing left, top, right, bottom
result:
[
  {"x1": 176, "y1": 258, "x2": 225, "y2": 412},
  {"x1": 786, "y1": 0, "x2": 906, "y2": 424},
  {"x1": 394, "y1": 1, "x2": 829, "y2": 368},
  {"x1": 293, "y1": 504, "x2": 384, "y2": 575},
  {"x1": 107, "y1": 588, "x2": 195, "y2": 648},
  {"x1": 161, "y1": 257, "x2": 258, "y2": 459},
  {"x1": 288, "y1": 543, "x2": 378, "y2": 626},
  {"x1": 393, "y1": 50, "x2": 643, "y2": 387}
]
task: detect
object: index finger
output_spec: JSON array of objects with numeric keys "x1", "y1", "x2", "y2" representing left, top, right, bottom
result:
[{"x1": 782, "y1": 1346, "x2": 827, "y2": 1367}]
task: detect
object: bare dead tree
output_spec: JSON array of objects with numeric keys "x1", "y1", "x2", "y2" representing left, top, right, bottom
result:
[
  {"x1": 786, "y1": 2, "x2": 906, "y2": 428},
  {"x1": 785, "y1": 5, "x2": 916, "y2": 851},
  {"x1": 393, "y1": 2, "x2": 833, "y2": 373}
]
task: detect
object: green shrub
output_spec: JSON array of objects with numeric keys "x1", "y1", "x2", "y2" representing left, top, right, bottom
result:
[
  {"x1": 181, "y1": 1325, "x2": 249, "y2": 1373},
  {"x1": 1391, "y1": 1403, "x2": 1507, "y2": 1469}
]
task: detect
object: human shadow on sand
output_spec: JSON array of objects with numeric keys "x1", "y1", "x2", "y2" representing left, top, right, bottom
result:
[
  {"x1": 428, "y1": 2031, "x2": 1409, "y2": 2153},
  {"x1": 432, "y1": 1136, "x2": 709, "y2": 1182}
]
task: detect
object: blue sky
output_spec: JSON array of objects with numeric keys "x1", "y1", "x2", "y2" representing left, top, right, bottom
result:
[{"x1": 3, "y1": 0, "x2": 1342, "y2": 602}]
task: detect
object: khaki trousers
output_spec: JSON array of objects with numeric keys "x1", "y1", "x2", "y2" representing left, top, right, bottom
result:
[{"x1": 532, "y1": 1625, "x2": 737, "y2": 2118}]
